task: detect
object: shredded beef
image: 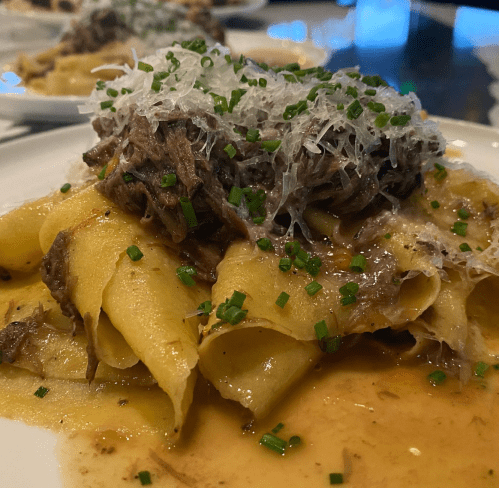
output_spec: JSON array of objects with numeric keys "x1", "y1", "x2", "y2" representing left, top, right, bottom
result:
[
  {"x1": 40, "y1": 231, "x2": 83, "y2": 332},
  {"x1": 0, "y1": 304, "x2": 46, "y2": 364},
  {"x1": 83, "y1": 106, "x2": 441, "y2": 277}
]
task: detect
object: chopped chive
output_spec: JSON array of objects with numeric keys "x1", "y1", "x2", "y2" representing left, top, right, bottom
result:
[
  {"x1": 374, "y1": 112, "x2": 390, "y2": 128},
  {"x1": 476, "y1": 246, "x2": 484, "y2": 251},
  {"x1": 451, "y1": 221, "x2": 467, "y2": 237},
  {"x1": 339, "y1": 282, "x2": 359, "y2": 296},
  {"x1": 474, "y1": 361, "x2": 489, "y2": 377},
  {"x1": 459, "y1": 243, "x2": 472, "y2": 252},
  {"x1": 227, "y1": 290, "x2": 246, "y2": 309},
  {"x1": 431, "y1": 200, "x2": 440, "y2": 209},
  {"x1": 305, "y1": 256, "x2": 322, "y2": 277},
  {"x1": 259, "y1": 78, "x2": 267, "y2": 87},
  {"x1": 224, "y1": 144, "x2": 237, "y2": 158},
  {"x1": 247, "y1": 79, "x2": 258, "y2": 87},
  {"x1": 337, "y1": 103, "x2": 344, "y2": 110},
  {"x1": 390, "y1": 115, "x2": 411, "y2": 126},
  {"x1": 160, "y1": 173, "x2": 176, "y2": 187},
  {"x1": 246, "y1": 129, "x2": 261, "y2": 143},
  {"x1": 271, "y1": 422, "x2": 284, "y2": 434},
  {"x1": 100, "y1": 100, "x2": 114, "y2": 110},
  {"x1": 349, "y1": 254, "x2": 367, "y2": 273},
  {"x1": 181, "y1": 38, "x2": 207, "y2": 54},
  {"x1": 340, "y1": 295, "x2": 357, "y2": 306},
  {"x1": 275, "y1": 292, "x2": 290, "y2": 309},
  {"x1": 314, "y1": 320, "x2": 328, "y2": 341},
  {"x1": 434, "y1": 162, "x2": 448, "y2": 181},
  {"x1": 176, "y1": 265, "x2": 197, "y2": 277},
  {"x1": 138, "y1": 470, "x2": 152, "y2": 486},
  {"x1": 228, "y1": 88, "x2": 247, "y2": 113},
  {"x1": 138, "y1": 61, "x2": 154, "y2": 72},
  {"x1": 279, "y1": 257, "x2": 292, "y2": 272},
  {"x1": 305, "y1": 281, "x2": 322, "y2": 296},
  {"x1": 384, "y1": 233, "x2": 391, "y2": 239},
  {"x1": 151, "y1": 79, "x2": 162, "y2": 92},
  {"x1": 201, "y1": 56, "x2": 214, "y2": 68},
  {"x1": 261, "y1": 140, "x2": 281, "y2": 152},
  {"x1": 367, "y1": 101, "x2": 385, "y2": 113},
  {"x1": 197, "y1": 300, "x2": 212, "y2": 316},
  {"x1": 428, "y1": 370, "x2": 446, "y2": 385},
  {"x1": 346, "y1": 72, "x2": 361, "y2": 79},
  {"x1": 329, "y1": 473, "x2": 344, "y2": 484},
  {"x1": 180, "y1": 197, "x2": 198, "y2": 227},
  {"x1": 259, "y1": 433, "x2": 287, "y2": 455},
  {"x1": 106, "y1": 88, "x2": 118, "y2": 98},
  {"x1": 457, "y1": 208, "x2": 470, "y2": 219},
  {"x1": 122, "y1": 172, "x2": 134, "y2": 183},
  {"x1": 288, "y1": 435, "x2": 301, "y2": 447},
  {"x1": 364, "y1": 89, "x2": 376, "y2": 96},
  {"x1": 256, "y1": 237, "x2": 273, "y2": 251},
  {"x1": 224, "y1": 306, "x2": 248, "y2": 325},
  {"x1": 285, "y1": 241, "x2": 300, "y2": 256},
  {"x1": 177, "y1": 271, "x2": 196, "y2": 287},
  {"x1": 96, "y1": 80, "x2": 106, "y2": 90},
  {"x1": 121, "y1": 87, "x2": 133, "y2": 94},
  {"x1": 252, "y1": 216, "x2": 265, "y2": 224},
  {"x1": 346, "y1": 100, "x2": 363, "y2": 120},
  {"x1": 34, "y1": 386, "x2": 49, "y2": 398},
  {"x1": 60, "y1": 183, "x2": 71, "y2": 193},
  {"x1": 362, "y1": 74, "x2": 387, "y2": 87},
  {"x1": 228, "y1": 186, "x2": 243, "y2": 206},
  {"x1": 346, "y1": 86, "x2": 358, "y2": 98},
  {"x1": 97, "y1": 164, "x2": 108, "y2": 180},
  {"x1": 126, "y1": 245, "x2": 143, "y2": 261}
]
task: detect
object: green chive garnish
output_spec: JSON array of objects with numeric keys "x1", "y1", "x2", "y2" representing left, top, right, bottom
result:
[
  {"x1": 305, "y1": 281, "x2": 322, "y2": 296},
  {"x1": 346, "y1": 86, "x2": 358, "y2": 98},
  {"x1": 365, "y1": 89, "x2": 376, "y2": 96},
  {"x1": 201, "y1": 56, "x2": 214, "y2": 68},
  {"x1": 138, "y1": 61, "x2": 154, "y2": 72},
  {"x1": 275, "y1": 292, "x2": 290, "y2": 309},
  {"x1": 197, "y1": 300, "x2": 212, "y2": 316},
  {"x1": 160, "y1": 174, "x2": 176, "y2": 187},
  {"x1": 384, "y1": 233, "x2": 391, "y2": 239},
  {"x1": 279, "y1": 257, "x2": 292, "y2": 272},
  {"x1": 259, "y1": 433, "x2": 287, "y2": 455},
  {"x1": 224, "y1": 144, "x2": 237, "y2": 158},
  {"x1": 96, "y1": 80, "x2": 106, "y2": 90},
  {"x1": 228, "y1": 186, "x2": 243, "y2": 207},
  {"x1": 457, "y1": 208, "x2": 470, "y2": 219},
  {"x1": 138, "y1": 470, "x2": 152, "y2": 486},
  {"x1": 271, "y1": 422, "x2": 284, "y2": 434},
  {"x1": 34, "y1": 386, "x2": 49, "y2": 398},
  {"x1": 339, "y1": 282, "x2": 359, "y2": 296},
  {"x1": 288, "y1": 435, "x2": 301, "y2": 447},
  {"x1": 430, "y1": 200, "x2": 440, "y2": 209},
  {"x1": 346, "y1": 72, "x2": 361, "y2": 79},
  {"x1": 340, "y1": 295, "x2": 357, "y2": 306},
  {"x1": 176, "y1": 266, "x2": 197, "y2": 287},
  {"x1": 180, "y1": 197, "x2": 198, "y2": 227},
  {"x1": 106, "y1": 88, "x2": 118, "y2": 98},
  {"x1": 367, "y1": 101, "x2": 385, "y2": 113},
  {"x1": 259, "y1": 78, "x2": 267, "y2": 87},
  {"x1": 305, "y1": 256, "x2": 322, "y2": 277},
  {"x1": 100, "y1": 100, "x2": 114, "y2": 110},
  {"x1": 390, "y1": 115, "x2": 411, "y2": 126},
  {"x1": 362, "y1": 74, "x2": 387, "y2": 87},
  {"x1": 60, "y1": 183, "x2": 71, "y2": 193},
  {"x1": 285, "y1": 241, "x2": 300, "y2": 256},
  {"x1": 459, "y1": 243, "x2": 472, "y2": 252},
  {"x1": 261, "y1": 140, "x2": 281, "y2": 152},
  {"x1": 246, "y1": 129, "x2": 261, "y2": 143},
  {"x1": 97, "y1": 164, "x2": 107, "y2": 180},
  {"x1": 151, "y1": 79, "x2": 162, "y2": 92},
  {"x1": 349, "y1": 254, "x2": 367, "y2": 273},
  {"x1": 122, "y1": 172, "x2": 134, "y2": 183},
  {"x1": 434, "y1": 162, "x2": 447, "y2": 181},
  {"x1": 428, "y1": 370, "x2": 446, "y2": 385},
  {"x1": 256, "y1": 237, "x2": 273, "y2": 251},
  {"x1": 474, "y1": 362, "x2": 489, "y2": 377},
  {"x1": 337, "y1": 103, "x2": 344, "y2": 110},
  {"x1": 451, "y1": 221, "x2": 467, "y2": 237},
  {"x1": 126, "y1": 245, "x2": 143, "y2": 261},
  {"x1": 121, "y1": 87, "x2": 133, "y2": 94},
  {"x1": 346, "y1": 100, "x2": 363, "y2": 120},
  {"x1": 329, "y1": 473, "x2": 344, "y2": 484}
]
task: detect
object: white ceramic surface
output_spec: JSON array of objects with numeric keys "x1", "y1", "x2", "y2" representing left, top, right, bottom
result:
[{"x1": 0, "y1": 117, "x2": 498, "y2": 487}]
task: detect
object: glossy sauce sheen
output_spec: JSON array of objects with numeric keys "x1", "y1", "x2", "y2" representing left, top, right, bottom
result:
[{"x1": 0, "y1": 346, "x2": 497, "y2": 488}]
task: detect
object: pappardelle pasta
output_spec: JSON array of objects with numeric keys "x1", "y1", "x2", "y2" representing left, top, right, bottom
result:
[{"x1": 1, "y1": 42, "x2": 499, "y2": 486}]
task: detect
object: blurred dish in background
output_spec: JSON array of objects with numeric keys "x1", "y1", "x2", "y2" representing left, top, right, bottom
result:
[
  {"x1": 225, "y1": 30, "x2": 329, "y2": 69},
  {"x1": 5, "y1": 2, "x2": 225, "y2": 97}
]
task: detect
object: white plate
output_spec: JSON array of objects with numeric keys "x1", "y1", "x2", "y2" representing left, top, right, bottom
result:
[
  {"x1": 0, "y1": 30, "x2": 327, "y2": 124},
  {"x1": 0, "y1": 118, "x2": 498, "y2": 487}
]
